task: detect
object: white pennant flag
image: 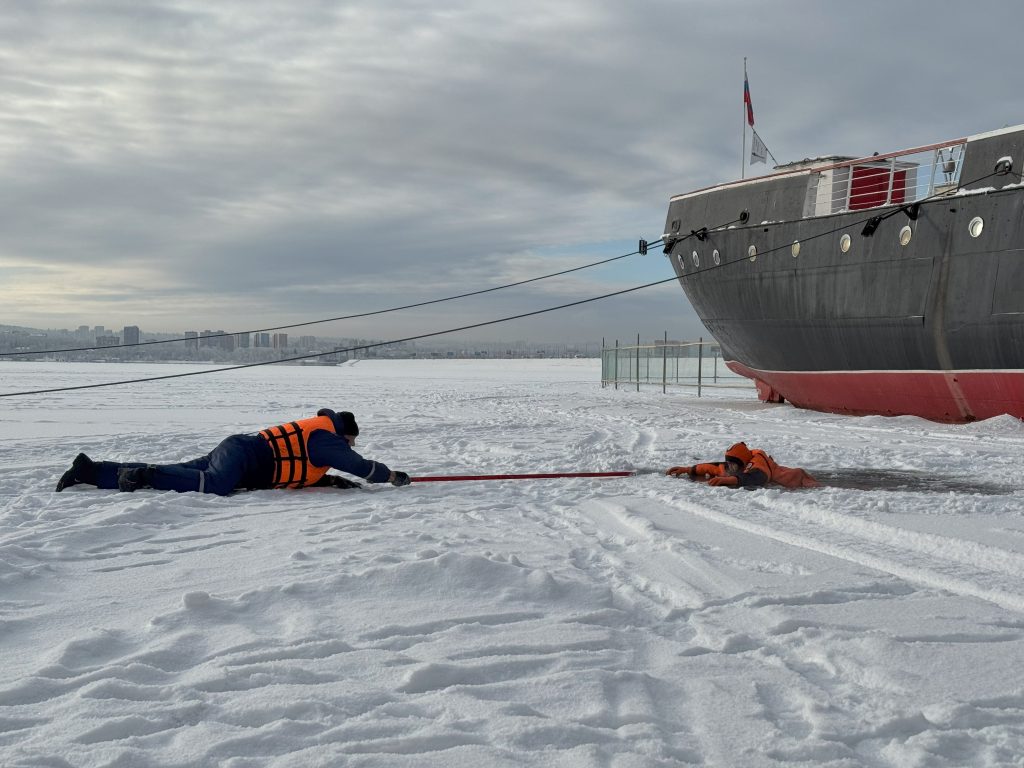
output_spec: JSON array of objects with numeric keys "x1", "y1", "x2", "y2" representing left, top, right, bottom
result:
[{"x1": 750, "y1": 130, "x2": 767, "y2": 165}]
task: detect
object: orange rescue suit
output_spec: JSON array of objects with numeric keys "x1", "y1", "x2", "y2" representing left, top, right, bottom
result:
[
  {"x1": 745, "y1": 449, "x2": 818, "y2": 488},
  {"x1": 683, "y1": 452, "x2": 818, "y2": 488},
  {"x1": 688, "y1": 463, "x2": 729, "y2": 480},
  {"x1": 259, "y1": 415, "x2": 336, "y2": 489}
]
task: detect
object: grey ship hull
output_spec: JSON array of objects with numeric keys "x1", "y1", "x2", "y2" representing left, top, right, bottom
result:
[{"x1": 663, "y1": 126, "x2": 1024, "y2": 422}]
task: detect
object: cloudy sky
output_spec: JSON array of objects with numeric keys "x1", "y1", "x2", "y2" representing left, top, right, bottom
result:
[{"x1": 2, "y1": 0, "x2": 1022, "y2": 345}]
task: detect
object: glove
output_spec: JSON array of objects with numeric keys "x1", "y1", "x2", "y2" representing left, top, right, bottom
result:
[
  {"x1": 390, "y1": 471, "x2": 411, "y2": 487},
  {"x1": 708, "y1": 476, "x2": 739, "y2": 487},
  {"x1": 666, "y1": 466, "x2": 692, "y2": 477},
  {"x1": 329, "y1": 476, "x2": 362, "y2": 490}
]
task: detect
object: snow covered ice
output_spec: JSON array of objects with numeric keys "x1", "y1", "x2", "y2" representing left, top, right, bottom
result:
[{"x1": 2, "y1": 359, "x2": 1024, "y2": 767}]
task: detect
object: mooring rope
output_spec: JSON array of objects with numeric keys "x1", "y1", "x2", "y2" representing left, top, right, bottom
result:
[
  {"x1": 1, "y1": 168, "x2": 1009, "y2": 399},
  {"x1": 0, "y1": 241, "x2": 661, "y2": 358}
]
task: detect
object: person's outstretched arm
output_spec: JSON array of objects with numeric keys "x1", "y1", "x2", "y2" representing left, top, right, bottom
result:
[
  {"x1": 307, "y1": 430, "x2": 401, "y2": 484},
  {"x1": 667, "y1": 462, "x2": 728, "y2": 479}
]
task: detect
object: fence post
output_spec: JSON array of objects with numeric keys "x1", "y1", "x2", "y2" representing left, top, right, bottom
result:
[
  {"x1": 614, "y1": 340, "x2": 619, "y2": 390},
  {"x1": 697, "y1": 336, "x2": 703, "y2": 398},
  {"x1": 662, "y1": 331, "x2": 667, "y2": 394},
  {"x1": 714, "y1": 351, "x2": 718, "y2": 383},
  {"x1": 636, "y1": 333, "x2": 640, "y2": 393}
]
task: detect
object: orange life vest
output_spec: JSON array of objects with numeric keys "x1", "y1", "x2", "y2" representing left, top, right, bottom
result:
[{"x1": 259, "y1": 415, "x2": 335, "y2": 489}]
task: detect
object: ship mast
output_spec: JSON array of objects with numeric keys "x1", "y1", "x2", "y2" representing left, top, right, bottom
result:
[{"x1": 742, "y1": 58, "x2": 747, "y2": 179}]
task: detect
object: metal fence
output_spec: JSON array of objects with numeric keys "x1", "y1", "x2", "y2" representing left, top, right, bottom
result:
[
  {"x1": 600, "y1": 337, "x2": 753, "y2": 395},
  {"x1": 806, "y1": 140, "x2": 965, "y2": 216}
]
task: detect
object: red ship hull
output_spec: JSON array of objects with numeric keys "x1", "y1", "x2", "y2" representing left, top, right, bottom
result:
[{"x1": 728, "y1": 361, "x2": 1024, "y2": 423}]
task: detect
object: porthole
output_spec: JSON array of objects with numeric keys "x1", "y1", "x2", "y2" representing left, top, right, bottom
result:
[
  {"x1": 676, "y1": 253, "x2": 686, "y2": 271},
  {"x1": 747, "y1": 245, "x2": 757, "y2": 262},
  {"x1": 969, "y1": 216, "x2": 984, "y2": 238},
  {"x1": 840, "y1": 233, "x2": 851, "y2": 253},
  {"x1": 692, "y1": 250, "x2": 700, "y2": 267},
  {"x1": 791, "y1": 240, "x2": 800, "y2": 258},
  {"x1": 899, "y1": 225, "x2": 913, "y2": 246},
  {"x1": 712, "y1": 248, "x2": 721, "y2": 265}
]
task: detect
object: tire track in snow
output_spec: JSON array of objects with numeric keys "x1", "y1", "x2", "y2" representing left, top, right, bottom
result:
[
  {"x1": 645, "y1": 489, "x2": 1024, "y2": 614},
  {"x1": 537, "y1": 487, "x2": 1024, "y2": 764},
  {"x1": 515, "y1": 488, "x2": 918, "y2": 763}
]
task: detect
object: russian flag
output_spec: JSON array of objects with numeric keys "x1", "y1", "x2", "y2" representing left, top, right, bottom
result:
[{"x1": 744, "y1": 76, "x2": 755, "y2": 127}]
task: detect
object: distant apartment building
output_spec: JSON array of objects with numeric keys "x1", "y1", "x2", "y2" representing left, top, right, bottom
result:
[
  {"x1": 93, "y1": 325, "x2": 105, "y2": 337},
  {"x1": 198, "y1": 330, "x2": 235, "y2": 351},
  {"x1": 235, "y1": 333, "x2": 251, "y2": 348},
  {"x1": 255, "y1": 333, "x2": 272, "y2": 348},
  {"x1": 96, "y1": 334, "x2": 120, "y2": 347},
  {"x1": 272, "y1": 333, "x2": 288, "y2": 349},
  {"x1": 298, "y1": 335, "x2": 317, "y2": 349},
  {"x1": 184, "y1": 331, "x2": 199, "y2": 350},
  {"x1": 122, "y1": 326, "x2": 140, "y2": 346}
]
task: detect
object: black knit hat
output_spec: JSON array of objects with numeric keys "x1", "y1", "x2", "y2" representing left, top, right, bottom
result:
[
  {"x1": 337, "y1": 411, "x2": 359, "y2": 437},
  {"x1": 317, "y1": 408, "x2": 359, "y2": 437}
]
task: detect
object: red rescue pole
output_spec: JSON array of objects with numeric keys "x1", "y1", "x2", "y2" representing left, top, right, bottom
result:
[{"x1": 410, "y1": 470, "x2": 652, "y2": 483}]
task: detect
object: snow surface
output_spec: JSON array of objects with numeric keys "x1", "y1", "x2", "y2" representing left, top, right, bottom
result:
[{"x1": 2, "y1": 359, "x2": 1024, "y2": 767}]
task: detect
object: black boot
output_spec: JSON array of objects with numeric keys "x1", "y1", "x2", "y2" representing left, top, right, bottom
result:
[
  {"x1": 117, "y1": 466, "x2": 154, "y2": 492},
  {"x1": 55, "y1": 453, "x2": 97, "y2": 492}
]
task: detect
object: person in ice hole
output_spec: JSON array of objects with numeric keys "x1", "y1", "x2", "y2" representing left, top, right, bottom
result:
[
  {"x1": 666, "y1": 441, "x2": 818, "y2": 488},
  {"x1": 55, "y1": 409, "x2": 411, "y2": 495}
]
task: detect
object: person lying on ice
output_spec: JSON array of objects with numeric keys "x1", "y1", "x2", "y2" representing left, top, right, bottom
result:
[
  {"x1": 55, "y1": 409, "x2": 411, "y2": 495},
  {"x1": 665, "y1": 441, "x2": 818, "y2": 488}
]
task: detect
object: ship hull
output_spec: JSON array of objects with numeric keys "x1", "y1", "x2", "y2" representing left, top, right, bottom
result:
[
  {"x1": 664, "y1": 126, "x2": 1024, "y2": 422},
  {"x1": 727, "y1": 361, "x2": 1024, "y2": 422}
]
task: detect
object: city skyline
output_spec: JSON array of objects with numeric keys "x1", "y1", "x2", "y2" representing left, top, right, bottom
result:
[
  {"x1": 0, "y1": 320, "x2": 611, "y2": 360},
  {"x1": 1, "y1": 319, "x2": 614, "y2": 348}
]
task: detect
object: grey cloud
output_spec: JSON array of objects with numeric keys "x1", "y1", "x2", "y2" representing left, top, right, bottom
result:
[{"x1": 2, "y1": 0, "x2": 1022, "y2": 343}]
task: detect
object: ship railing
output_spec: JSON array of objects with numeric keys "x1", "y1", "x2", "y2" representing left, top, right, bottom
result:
[
  {"x1": 805, "y1": 140, "x2": 966, "y2": 217},
  {"x1": 600, "y1": 337, "x2": 754, "y2": 396}
]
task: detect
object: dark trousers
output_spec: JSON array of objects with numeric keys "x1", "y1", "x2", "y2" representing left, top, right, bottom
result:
[{"x1": 95, "y1": 435, "x2": 272, "y2": 495}]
